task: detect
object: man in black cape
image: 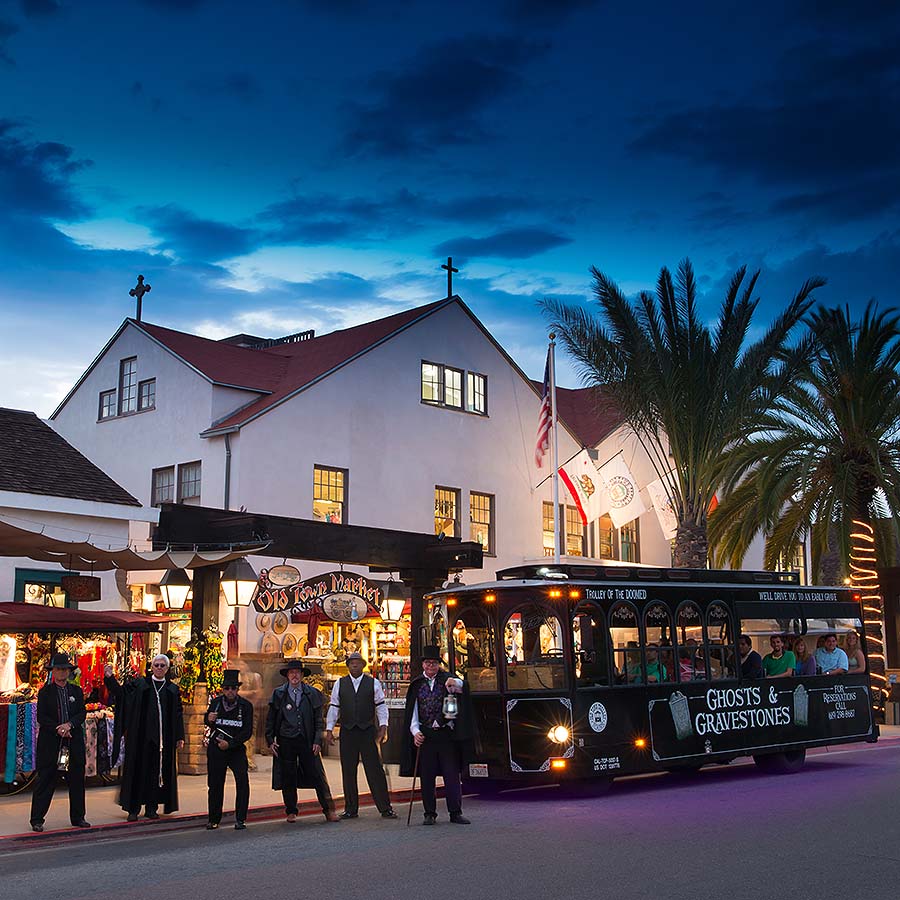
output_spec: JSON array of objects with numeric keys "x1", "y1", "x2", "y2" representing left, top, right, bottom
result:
[
  {"x1": 400, "y1": 645, "x2": 474, "y2": 825},
  {"x1": 104, "y1": 654, "x2": 185, "y2": 820},
  {"x1": 265, "y1": 659, "x2": 339, "y2": 823},
  {"x1": 30, "y1": 653, "x2": 91, "y2": 832}
]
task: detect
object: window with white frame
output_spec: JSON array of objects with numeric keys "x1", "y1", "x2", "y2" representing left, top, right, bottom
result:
[
  {"x1": 470, "y1": 491, "x2": 495, "y2": 555},
  {"x1": 466, "y1": 372, "x2": 487, "y2": 414},
  {"x1": 138, "y1": 378, "x2": 156, "y2": 411},
  {"x1": 151, "y1": 466, "x2": 175, "y2": 506},
  {"x1": 435, "y1": 486, "x2": 461, "y2": 538},
  {"x1": 177, "y1": 462, "x2": 202, "y2": 504},
  {"x1": 99, "y1": 390, "x2": 116, "y2": 420},
  {"x1": 118, "y1": 357, "x2": 138, "y2": 414},
  {"x1": 313, "y1": 465, "x2": 347, "y2": 524},
  {"x1": 542, "y1": 502, "x2": 585, "y2": 557},
  {"x1": 421, "y1": 361, "x2": 488, "y2": 414}
]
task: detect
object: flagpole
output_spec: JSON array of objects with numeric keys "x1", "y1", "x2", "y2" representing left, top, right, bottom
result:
[{"x1": 549, "y1": 333, "x2": 560, "y2": 564}]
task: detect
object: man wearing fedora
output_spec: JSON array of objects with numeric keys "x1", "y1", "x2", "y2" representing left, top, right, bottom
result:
[
  {"x1": 204, "y1": 669, "x2": 254, "y2": 830},
  {"x1": 30, "y1": 653, "x2": 90, "y2": 832},
  {"x1": 400, "y1": 645, "x2": 473, "y2": 825},
  {"x1": 266, "y1": 659, "x2": 339, "y2": 823},
  {"x1": 325, "y1": 651, "x2": 397, "y2": 820}
]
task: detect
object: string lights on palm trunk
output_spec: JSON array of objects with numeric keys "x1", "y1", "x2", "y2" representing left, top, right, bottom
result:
[{"x1": 849, "y1": 519, "x2": 886, "y2": 712}]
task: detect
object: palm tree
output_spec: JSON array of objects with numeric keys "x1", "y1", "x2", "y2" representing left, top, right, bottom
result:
[
  {"x1": 542, "y1": 259, "x2": 822, "y2": 567},
  {"x1": 709, "y1": 303, "x2": 900, "y2": 703}
]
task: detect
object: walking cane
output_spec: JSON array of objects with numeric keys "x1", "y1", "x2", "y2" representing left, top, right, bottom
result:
[{"x1": 406, "y1": 744, "x2": 422, "y2": 827}]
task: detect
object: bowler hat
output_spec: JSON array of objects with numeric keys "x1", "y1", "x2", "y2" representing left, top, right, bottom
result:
[
  {"x1": 280, "y1": 658, "x2": 312, "y2": 677},
  {"x1": 344, "y1": 651, "x2": 367, "y2": 666},
  {"x1": 45, "y1": 653, "x2": 75, "y2": 671},
  {"x1": 421, "y1": 645, "x2": 442, "y2": 662},
  {"x1": 222, "y1": 669, "x2": 242, "y2": 687}
]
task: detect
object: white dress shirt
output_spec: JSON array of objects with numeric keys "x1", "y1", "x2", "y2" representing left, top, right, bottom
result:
[
  {"x1": 326, "y1": 673, "x2": 389, "y2": 730},
  {"x1": 410, "y1": 676, "x2": 463, "y2": 735}
]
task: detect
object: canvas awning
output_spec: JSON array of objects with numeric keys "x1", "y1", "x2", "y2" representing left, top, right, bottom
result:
[
  {"x1": 0, "y1": 602, "x2": 164, "y2": 633},
  {"x1": 0, "y1": 513, "x2": 269, "y2": 571}
]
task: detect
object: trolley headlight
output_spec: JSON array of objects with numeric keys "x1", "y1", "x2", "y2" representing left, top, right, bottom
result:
[{"x1": 548, "y1": 725, "x2": 570, "y2": 743}]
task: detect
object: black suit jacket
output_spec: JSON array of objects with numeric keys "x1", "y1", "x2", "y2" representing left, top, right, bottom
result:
[{"x1": 35, "y1": 680, "x2": 86, "y2": 770}]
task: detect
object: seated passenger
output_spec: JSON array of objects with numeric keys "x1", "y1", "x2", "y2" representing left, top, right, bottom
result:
[
  {"x1": 844, "y1": 631, "x2": 866, "y2": 673},
  {"x1": 763, "y1": 634, "x2": 796, "y2": 678},
  {"x1": 642, "y1": 644, "x2": 668, "y2": 684},
  {"x1": 791, "y1": 637, "x2": 817, "y2": 676},
  {"x1": 678, "y1": 647, "x2": 695, "y2": 681},
  {"x1": 738, "y1": 634, "x2": 764, "y2": 679},
  {"x1": 815, "y1": 633, "x2": 849, "y2": 675}
]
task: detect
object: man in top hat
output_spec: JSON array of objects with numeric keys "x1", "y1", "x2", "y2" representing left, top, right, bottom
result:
[
  {"x1": 266, "y1": 659, "x2": 339, "y2": 823},
  {"x1": 104, "y1": 654, "x2": 185, "y2": 821},
  {"x1": 30, "y1": 653, "x2": 90, "y2": 832},
  {"x1": 204, "y1": 669, "x2": 254, "y2": 830},
  {"x1": 400, "y1": 645, "x2": 473, "y2": 825},
  {"x1": 325, "y1": 651, "x2": 397, "y2": 820}
]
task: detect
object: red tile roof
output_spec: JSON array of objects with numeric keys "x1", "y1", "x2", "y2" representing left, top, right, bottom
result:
[
  {"x1": 531, "y1": 382, "x2": 624, "y2": 447},
  {"x1": 140, "y1": 299, "x2": 452, "y2": 433}
]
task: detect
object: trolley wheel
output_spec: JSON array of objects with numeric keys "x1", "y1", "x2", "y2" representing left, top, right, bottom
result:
[
  {"x1": 0, "y1": 770, "x2": 36, "y2": 796},
  {"x1": 753, "y1": 749, "x2": 806, "y2": 774}
]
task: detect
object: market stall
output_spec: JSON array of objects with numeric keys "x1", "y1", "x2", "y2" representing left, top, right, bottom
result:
[{"x1": 0, "y1": 603, "x2": 163, "y2": 790}]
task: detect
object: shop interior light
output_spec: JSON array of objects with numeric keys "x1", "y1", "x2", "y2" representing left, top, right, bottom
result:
[
  {"x1": 382, "y1": 578, "x2": 406, "y2": 622},
  {"x1": 160, "y1": 567, "x2": 191, "y2": 610},
  {"x1": 548, "y1": 725, "x2": 570, "y2": 743},
  {"x1": 220, "y1": 557, "x2": 258, "y2": 608}
]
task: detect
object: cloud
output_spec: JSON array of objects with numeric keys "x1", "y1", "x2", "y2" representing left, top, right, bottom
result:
[
  {"x1": 341, "y1": 35, "x2": 545, "y2": 157},
  {"x1": 434, "y1": 227, "x2": 572, "y2": 259},
  {"x1": 130, "y1": 80, "x2": 162, "y2": 113},
  {"x1": 139, "y1": 204, "x2": 262, "y2": 262}
]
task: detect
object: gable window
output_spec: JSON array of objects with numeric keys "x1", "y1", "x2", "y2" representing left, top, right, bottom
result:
[
  {"x1": 138, "y1": 378, "x2": 156, "y2": 411},
  {"x1": 118, "y1": 357, "x2": 138, "y2": 415},
  {"x1": 421, "y1": 363, "x2": 442, "y2": 403},
  {"x1": 151, "y1": 466, "x2": 175, "y2": 506},
  {"x1": 99, "y1": 390, "x2": 116, "y2": 420},
  {"x1": 313, "y1": 465, "x2": 346, "y2": 524},
  {"x1": 444, "y1": 366, "x2": 463, "y2": 408},
  {"x1": 466, "y1": 372, "x2": 487, "y2": 415},
  {"x1": 435, "y1": 486, "x2": 460, "y2": 538},
  {"x1": 470, "y1": 491, "x2": 495, "y2": 555},
  {"x1": 178, "y1": 461, "x2": 202, "y2": 504}
]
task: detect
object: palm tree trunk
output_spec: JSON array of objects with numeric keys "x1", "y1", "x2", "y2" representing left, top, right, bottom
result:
[
  {"x1": 673, "y1": 521, "x2": 708, "y2": 568},
  {"x1": 849, "y1": 518, "x2": 887, "y2": 719}
]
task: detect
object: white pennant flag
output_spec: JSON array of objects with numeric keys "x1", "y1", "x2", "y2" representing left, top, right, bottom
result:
[
  {"x1": 646, "y1": 474, "x2": 679, "y2": 541},
  {"x1": 558, "y1": 450, "x2": 603, "y2": 526},
  {"x1": 597, "y1": 454, "x2": 647, "y2": 529}
]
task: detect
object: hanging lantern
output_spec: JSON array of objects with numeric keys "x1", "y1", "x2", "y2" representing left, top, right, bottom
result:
[
  {"x1": 221, "y1": 557, "x2": 258, "y2": 608},
  {"x1": 381, "y1": 578, "x2": 406, "y2": 622},
  {"x1": 160, "y1": 567, "x2": 191, "y2": 610}
]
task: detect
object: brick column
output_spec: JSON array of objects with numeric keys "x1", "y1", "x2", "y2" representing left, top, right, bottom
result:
[{"x1": 178, "y1": 682, "x2": 209, "y2": 775}]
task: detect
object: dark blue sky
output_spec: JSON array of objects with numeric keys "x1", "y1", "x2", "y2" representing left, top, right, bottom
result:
[{"x1": 1, "y1": 0, "x2": 898, "y2": 414}]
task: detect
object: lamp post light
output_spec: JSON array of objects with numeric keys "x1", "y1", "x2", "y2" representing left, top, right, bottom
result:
[
  {"x1": 381, "y1": 578, "x2": 406, "y2": 622},
  {"x1": 159, "y1": 567, "x2": 191, "y2": 610},
  {"x1": 221, "y1": 557, "x2": 258, "y2": 608}
]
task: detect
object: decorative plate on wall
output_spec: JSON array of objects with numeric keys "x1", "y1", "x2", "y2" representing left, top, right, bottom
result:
[
  {"x1": 256, "y1": 613, "x2": 272, "y2": 632},
  {"x1": 272, "y1": 611, "x2": 289, "y2": 635},
  {"x1": 281, "y1": 633, "x2": 297, "y2": 655},
  {"x1": 260, "y1": 633, "x2": 280, "y2": 654}
]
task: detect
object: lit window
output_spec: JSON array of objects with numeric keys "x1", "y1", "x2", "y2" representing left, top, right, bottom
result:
[
  {"x1": 435, "y1": 486, "x2": 460, "y2": 538},
  {"x1": 598, "y1": 514, "x2": 614, "y2": 559},
  {"x1": 178, "y1": 462, "x2": 202, "y2": 504},
  {"x1": 138, "y1": 378, "x2": 156, "y2": 411},
  {"x1": 421, "y1": 363, "x2": 442, "y2": 404},
  {"x1": 151, "y1": 466, "x2": 175, "y2": 506},
  {"x1": 466, "y1": 372, "x2": 487, "y2": 415},
  {"x1": 314, "y1": 465, "x2": 346, "y2": 523},
  {"x1": 620, "y1": 520, "x2": 640, "y2": 563},
  {"x1": 444, "y1": 367, "x2": 463, "y2": 408},
  {"x1": 99, "y1": 390, "x2": 116, "y2": 420},
  {"x1": 421, "y1": 361, "x2": 487, "y2": 415},
  {"x1": 565, "y1": 506, "x2": 585, "y2": 557},
  {"x1": 470, "y1": 492, "x2": 495, "y2": 555},
  {"x1": 118, "y1": 357, "x2": 138, "y2": 414}
]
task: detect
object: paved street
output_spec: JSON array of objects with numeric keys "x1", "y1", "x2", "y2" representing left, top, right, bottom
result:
[{"x1": 4, "y1": 742, "x2": 899, "y2": 900}]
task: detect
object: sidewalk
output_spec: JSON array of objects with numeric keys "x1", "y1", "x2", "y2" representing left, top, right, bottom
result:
[{"x1": 0, "y1": 755, "x2": 416, "y2": 839}]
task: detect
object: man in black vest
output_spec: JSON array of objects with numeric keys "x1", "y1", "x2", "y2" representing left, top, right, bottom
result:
[
  {"x1": 30, "y1": 653, "x2": 90, "y2": 832},
  {"x1": 325, "y1": 651, "x2": 397, "y2": 820},
  {"x1": 266, "y1": 659, "x2": 339, "y2": 823},
  {"x1": 205, "y1": 669, "x2": 254, "y2": 830}
]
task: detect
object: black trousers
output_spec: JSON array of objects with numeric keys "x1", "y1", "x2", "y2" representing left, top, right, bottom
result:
[
  {"x1": 278, "y1": 734, "x2": 334, "y2": 814},
  {"x1": 339, "y1": 726, "x2": 391, "y2": 815},
  {"x1": 419, "y1": 728, "x2": 463, "y2": 817},
  {"x1": 207, "y1": 745, "x2": 250, "y2": 824},
  {"x1": 30, "y1": 764, "x2": 86, "y2": 826}
]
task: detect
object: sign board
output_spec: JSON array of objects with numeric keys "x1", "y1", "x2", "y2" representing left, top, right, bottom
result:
[
  {"x1": 266, "y1": 564, "x2": 301, "y2": 588},
  {"x1": 60, "y1": 575, "x2": 101, "y2": 603},
  {"x1": 252, "y1": 570, "x2": 383, "y2": 617}
]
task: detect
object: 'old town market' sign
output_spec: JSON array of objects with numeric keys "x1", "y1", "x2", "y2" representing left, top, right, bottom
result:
[{"x1": 252, "y1": 570, "x2": 383, "y2": 619}]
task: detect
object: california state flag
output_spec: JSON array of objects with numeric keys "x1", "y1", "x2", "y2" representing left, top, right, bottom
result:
[
  {"x1": 597, "y1": 454, "x2": 647, "y2": 529},
  {"x1": 558, "y1": 450, "x2": 603, "y2": 526}
]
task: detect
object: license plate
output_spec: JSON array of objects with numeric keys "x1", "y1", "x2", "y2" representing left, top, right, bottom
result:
[{"x1": 468, "y1": 763, "x2": 489, "y2": 778}]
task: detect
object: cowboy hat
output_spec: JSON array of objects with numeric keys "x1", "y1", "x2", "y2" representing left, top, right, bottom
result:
[
  {"x1": 45, "y1": 653, "x2": 76, "y2": 671},
  {"x1": 279, "y1": 658, "x2": 312, "y2": 677}
]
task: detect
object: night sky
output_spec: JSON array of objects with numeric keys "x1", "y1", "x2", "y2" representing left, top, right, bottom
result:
[{"x1": 1, "y1": 0, "x2": 897, "y2": 416}]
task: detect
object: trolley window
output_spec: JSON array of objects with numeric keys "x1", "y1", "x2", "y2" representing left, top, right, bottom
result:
[
  {"x1": 643, "y1": 602, "x2": 675, "y2": 684},
  {"x1": 504, "y1": 604, "x2": 568, "y2": 691},
  {"x1": 706, "y1": 601, "x2": 735, "y2": 681},
  {"x1": 609, "y1": 602, "x2": 641, "y2": 685},
  {"x1": 675, "y1": 601, "x2": 705, "y2": 682},
  {"x1": 572, "y1": 602, "x2": 610, "y2": 687},
  {"x1": 451, "y1": 608, "x2": 497, "y2": 692}
]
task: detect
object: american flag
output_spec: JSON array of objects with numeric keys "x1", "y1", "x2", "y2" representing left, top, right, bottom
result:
[{"x1": 534, "y1": 347, "x2": 552, "y2": 467}]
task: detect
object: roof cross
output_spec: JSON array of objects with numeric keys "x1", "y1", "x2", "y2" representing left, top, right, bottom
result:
[
  {"x1": 129, "y1": 275, "x2": 152, "y2": 322},
  {"x1": 441, "y1": 256, "x2": 458, "y2": 298}
]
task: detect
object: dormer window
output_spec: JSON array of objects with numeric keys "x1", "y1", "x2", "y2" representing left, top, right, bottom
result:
[{"x1": 421, "y1": 361, "x2": 487, "y2": 415}]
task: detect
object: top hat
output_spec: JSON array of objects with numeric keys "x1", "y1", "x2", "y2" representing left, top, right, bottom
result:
[
  {"x1": 344, "y1": 651, "x2": 367, "y2": 666},
  {"x1": 280, "y1": 658, "x2": 312, "y2": 677},
  {"x1": 421, "y1": 645, "x2": 442, "y2": 662},
  {"x1": 221, "y1": 669, "x2": 242, "y2": 687},
  {"x1": 45, "y1": 653, "x2": 76, "y2": 671}
]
